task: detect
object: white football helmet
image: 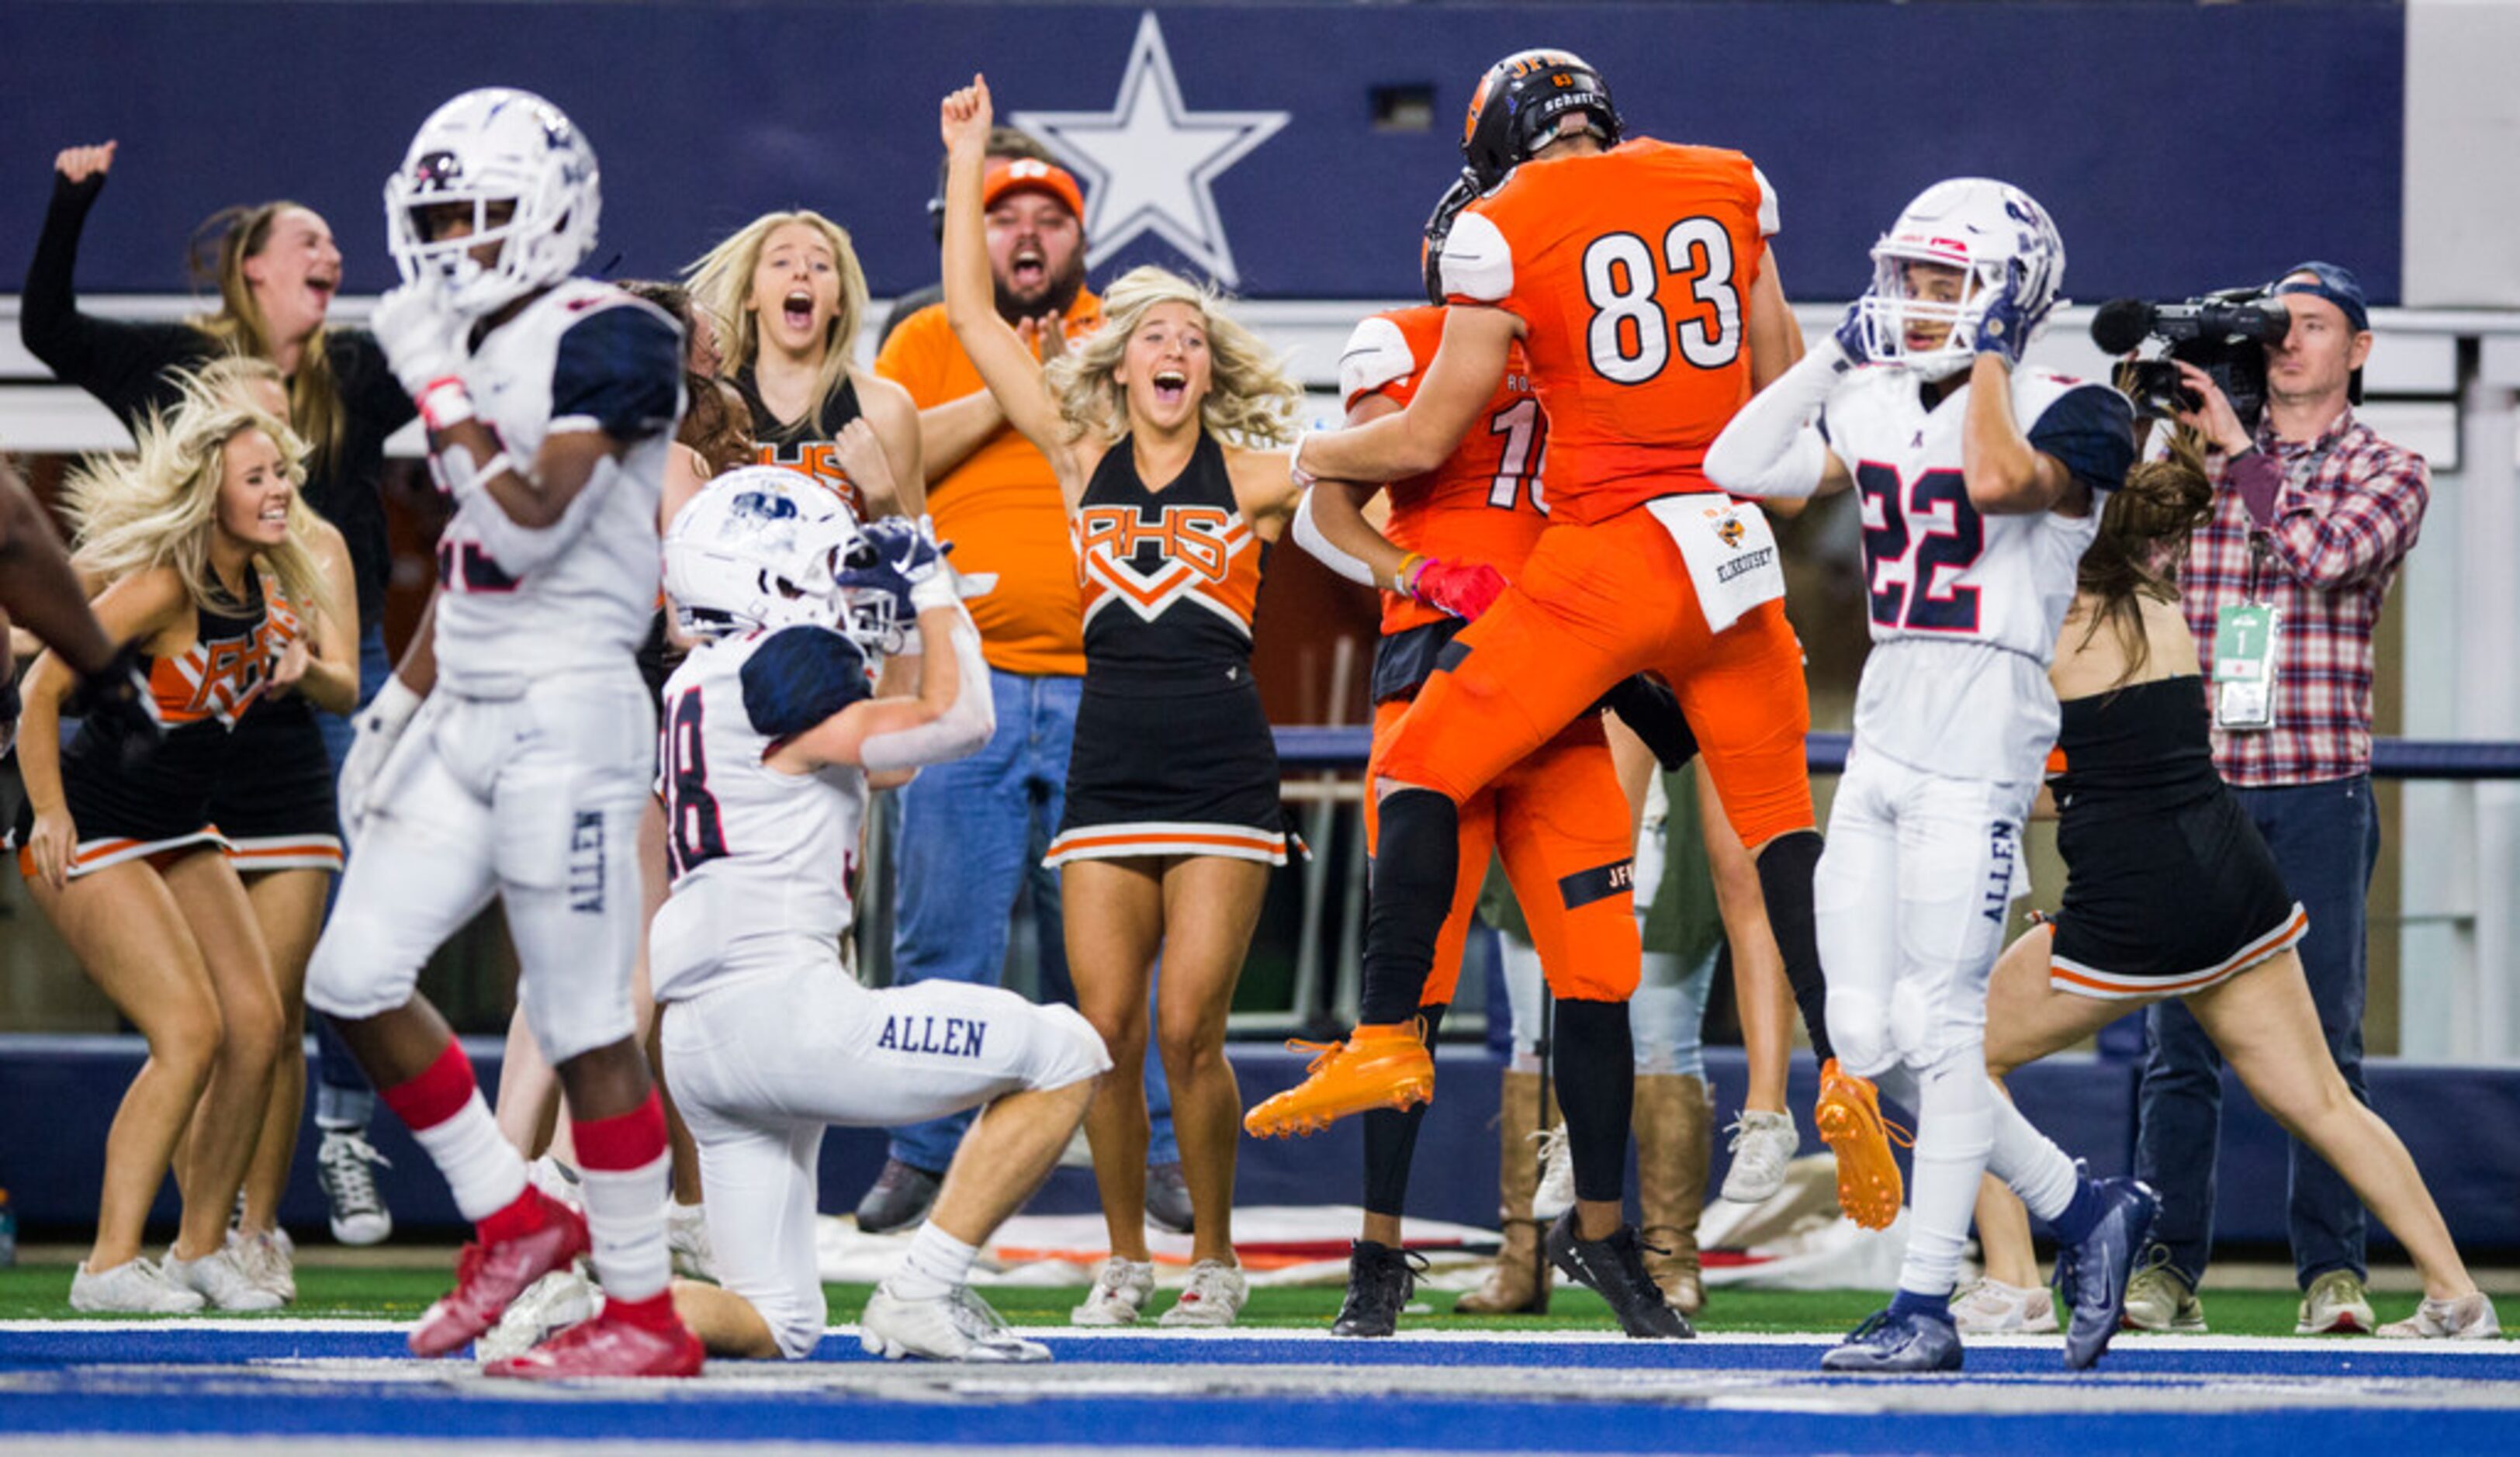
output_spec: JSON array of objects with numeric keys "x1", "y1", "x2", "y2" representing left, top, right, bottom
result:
[
  {"x1": 1857, "y1": 178, "x2": 2065, "y2": 378},
  {"x1": 665, "y1": 468, "x2": 864, "y2": 639},
  {"x1": 385, "y1": 88, "x2": 601, "y2": 320}
]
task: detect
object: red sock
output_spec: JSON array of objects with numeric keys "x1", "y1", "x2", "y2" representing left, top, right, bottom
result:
[
  {"x1": 378, "y1": 1041, "x2": 528, "y2": 1226},
  {"x1": 605, "y1": 1289, "x2": 681, "y2": 1331}
]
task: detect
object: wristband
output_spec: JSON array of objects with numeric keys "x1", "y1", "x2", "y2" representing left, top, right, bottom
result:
[
  {"x1": 416, "y1": 376, "x2": 476, "y2": 434},
  {"x1": 1394, "y1": 552, "x2": 1429, "y2": 597}
]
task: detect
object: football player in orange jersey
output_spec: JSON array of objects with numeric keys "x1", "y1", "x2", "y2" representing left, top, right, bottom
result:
[
  {"x1": 1286, "y1": 178, "x2": 1688, "y2": 1338},
  {"x1": 1245, "y1": 49, "x2": 1909, "y2": 1249}
]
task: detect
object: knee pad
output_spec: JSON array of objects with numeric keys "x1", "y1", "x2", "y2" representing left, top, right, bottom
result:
[
  {"x1": 302, "y1": 921, "x2": 420, "y2": 1023},
  {"x1": 1033, "y1": 1002, "x2": 1115, "y2": 1092},
  {"x1": 1825, "y1": 987, "x2": 1895, "y2": 1078}
]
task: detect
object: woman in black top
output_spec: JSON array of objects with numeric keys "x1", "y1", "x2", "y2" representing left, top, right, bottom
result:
[
  {"x1": 684, "y1": 209, "x2": 921, "y2": 523},
  {"x1": 1964, "y1": 448, "x2": 2496, "y2": 1340},
  {"x1": 22, "y1": 140, "x2": 416, "y2": 1251}
]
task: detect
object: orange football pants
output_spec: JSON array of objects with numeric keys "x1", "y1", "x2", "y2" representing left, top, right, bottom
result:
[
  {"x1": 1377, "y1": 502, "x2": 1815, "y2": 853},
  {"x1": 1364, "y1": 698, "x2": 1640, "y2": 1007}
]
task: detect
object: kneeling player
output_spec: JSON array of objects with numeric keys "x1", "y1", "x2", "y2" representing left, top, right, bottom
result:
[{"x1": 649, "y1": 471, "x2": 1103, "y2": 1362}]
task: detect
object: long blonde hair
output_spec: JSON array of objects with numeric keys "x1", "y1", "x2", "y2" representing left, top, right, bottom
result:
[
  {"x1": 1044, "y1": 265, "x2": 1300, "y2": 447},
  {"x1": 187, "y1": 201, "x2": 345, "y2": 475},
  {"x1": 64, "y1": 364, "x2": 335, "y2": 631},
  {"x1": 684, "y1": 210, "x2": 869, "y2": 419}
]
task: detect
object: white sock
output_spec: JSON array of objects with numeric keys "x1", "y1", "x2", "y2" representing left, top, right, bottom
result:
[
  {"x1": 1892, "y1": 1046, "x2": 1996, "y2": 1300},
  {"x1": 579, "y1": 1153, "x2": 672, "y2": 1304},
  {"x1": 1987, "y1": 1089, "x2": 2080, "y2": 1223},
  {"x1": 890, "y1": 1223, "x2": 981, "y2": 1302},
  {"x1": 408, "y1": 1091, "x2": 528, "y2": 1224}
]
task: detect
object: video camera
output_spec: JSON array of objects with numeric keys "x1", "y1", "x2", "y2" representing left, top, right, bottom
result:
[{"x1": 2089, "y1": 289, "x2": 2292, "y2": 429}]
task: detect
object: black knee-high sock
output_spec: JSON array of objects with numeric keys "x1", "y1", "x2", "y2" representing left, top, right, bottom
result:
[
  {"x1": 1552, "y1": 998, "x2": 1634, "y2": 1206},
  {"x1": 1360, "y1": 789, "x2": 1459, "y2": 1025},
  {"x1": 1753, "y1": 829, "x2": 1835, "y2": 1064},
  {"x1": 1360, "y1": 1003, "x2": 1449, "y2": 1217}
]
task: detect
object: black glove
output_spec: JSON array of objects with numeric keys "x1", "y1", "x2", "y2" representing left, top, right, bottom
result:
[
  {"x1": 1602, "y1": 673, "x2": 1698, "y2": 771},
  {"x1": 66, "y1": 643, "x2": 164, "y2": 769}
]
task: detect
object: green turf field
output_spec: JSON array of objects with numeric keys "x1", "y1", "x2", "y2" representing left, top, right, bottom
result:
[{"x1": 0, "y1": 1261, "x2": 2376, "y2": 1337}]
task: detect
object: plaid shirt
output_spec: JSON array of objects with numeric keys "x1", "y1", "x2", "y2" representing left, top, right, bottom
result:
[{"x1": 2180, "y1": 406, "x2": 2429, "y2": 787}]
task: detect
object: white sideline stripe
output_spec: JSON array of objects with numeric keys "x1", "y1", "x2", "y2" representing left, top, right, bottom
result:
[{"x1": 2, "y1": 1317, "x2": 2508, "y2": 1356}]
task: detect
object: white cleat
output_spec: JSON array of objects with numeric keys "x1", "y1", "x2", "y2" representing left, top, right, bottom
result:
[
  {"x1": 1157, "y1": 1259, "x2": 1248, "y2": 1328},
  {"x1": 1951, "y1": 1278, "x2": 2058, "y2": 1335},
  {"x1": 668, "y1": 1200, "x2": 717, "y2": 1282},
  {"x1": 164, "y1": 1241, "x2": 285, "y2": 1312},
  {"x1": 476, "y1": 1268, "x2": 602, "y2": 1362},
  {"x1": 1719, "y1": 1110, "x2": 1798, "y2": 1204},
  {"x1": 2378, "y1": 1293, "x2": 2501, "y2": 1340},
  {"x1": 69, "y1": 1258, "x2": 206, "y2": 1314},
  {"x1": 860, "y1": 1284, "x2": 1050, "y2": 1362},
  {"x1": 1070, "y1": 1258, "x2": 1155, "y2": 1327}
]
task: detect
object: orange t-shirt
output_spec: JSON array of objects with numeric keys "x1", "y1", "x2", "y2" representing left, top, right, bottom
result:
[
  {"x1": 874, "y1": 292, "x2": 1100, "y2": 677},
  {"x1": 1438, "y1": 137, "x2": 1778, "y2": 525},
  {"x1": 1340, "y1": 306, "x2": 1549, "y2": 638}
]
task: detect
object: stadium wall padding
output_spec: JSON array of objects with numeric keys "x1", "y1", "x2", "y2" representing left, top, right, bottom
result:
[{"x1": 0, "y1": 2, "x2": 2404, "y2": 304}]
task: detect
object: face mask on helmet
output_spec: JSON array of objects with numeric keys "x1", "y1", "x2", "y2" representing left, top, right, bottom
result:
[
  {"x1": 1856, "y1": 177, "x2": 2065, "y2": 379},
  {"x1": 385, "y1": 87, "x2": 602, "y2": 320},
  {"x1": 1460, "y1": 49, "x2": 1621, "y2": 194},
  {"x1": 1421, "y1": 171, "x2": 1479, "y2": 306},
  {"x1": 664, "y1": 467, "x2": 857, "y2": 639}
]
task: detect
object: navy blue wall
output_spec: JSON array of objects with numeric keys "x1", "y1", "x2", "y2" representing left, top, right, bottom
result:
[{"x1": 2, "y1": 3, "x2": 2403, "y2": 303}]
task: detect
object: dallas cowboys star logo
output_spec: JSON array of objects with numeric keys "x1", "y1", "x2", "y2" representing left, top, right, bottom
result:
[{"x1": 1012, "y1": 11, "x2": 1289, "y2": 288}]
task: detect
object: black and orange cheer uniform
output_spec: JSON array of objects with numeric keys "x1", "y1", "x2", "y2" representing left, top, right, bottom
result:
[
  {"x1": 1046, "y1": 431, "x2": 1286, "y2": 867},
  {"x1": 2043, "y1": 675, "x2": 2306, "y2": 998},
  {"x1": 18, "y1": 573, "x2": 308, "y2": 877},
  {"x1": 730, "y1": 365, "x2": 871, "y2": 521},
  {"x1": 1352, "y1": 306, "x2": 1638, "y2": 1005}
]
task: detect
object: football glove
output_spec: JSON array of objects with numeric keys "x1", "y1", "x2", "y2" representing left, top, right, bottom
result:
[
  {"x1": 1832, "y1": 299, "x2": 1871, "y2": 368},
  {"x1": 1974, "y1": 259, "x2": 2049, "y2": 365},
  {"x1": 371, "y1": 282, "x2": 474, "y2": 429},
  {"x1": 336, "y1": 677, "x2": 424, "y2": 846},
  {"x1": 1404, "y1": 557, "x2": 1508, "y2": 622},
  {"x1": 839, "y1": 516, "x2": 951, "y2": 618}
]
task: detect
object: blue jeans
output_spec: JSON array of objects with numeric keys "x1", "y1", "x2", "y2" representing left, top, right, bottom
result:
[
  {"x1": 2136, "y1": 774, "x2": 2378, "y2": 1289},
  {"x1": 886, "y1": 670, "x2": 1175, "y2": 1171},
  {"x1": 313, "y1": 623, "x2": 391, "y2": 1124}
]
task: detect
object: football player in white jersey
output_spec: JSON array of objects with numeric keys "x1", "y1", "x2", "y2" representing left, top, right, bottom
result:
[
  {"x1": 625, "y1": 470, "x2": 1102, "y2": 1363},
  {"x1": 300, "y1": 88, "x2": 701, "y2": 1379},
  {"x1": 1706, "y1": 178, "x2": 2151, "y2": 1373}
]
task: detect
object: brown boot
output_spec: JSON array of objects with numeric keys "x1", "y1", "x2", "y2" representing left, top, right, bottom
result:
[
  {"x1": 1454, "y1": 1070, "x2": 1553, "y2": 1315},
  {"x1": 1634, "y1": 1073, "x2": 1711, "y2": 1316}
]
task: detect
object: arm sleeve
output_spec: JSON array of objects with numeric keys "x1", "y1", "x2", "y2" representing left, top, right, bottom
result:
[
  {"x1": 22, "y1": 172, "x2": 209, "y2": 425},
  {"x1": 2026, "y1": 382, "x2": 2138, "y2": 499},
  {"x1": 2261, "y1": 439, "x2": 2431, "y2": 589},
  {"x1": 1750, "y1": 164, "x2": 1781, "y2": 237},
  {"x1": 860, "y1": 606, "x2": 996, "y2": 773},
  {"x1": 550, "y1": 302, "x2": 685, "y2": 442},
  {"x1": 1292, "y1": 486, "x2": 1380, "y2": 588},
  {"x1": 1703, "y1": 340, "x2": 1847, "y2": 500},
  {"x1": 739, "y1": 625, "x2": 874, "y2": 739}
]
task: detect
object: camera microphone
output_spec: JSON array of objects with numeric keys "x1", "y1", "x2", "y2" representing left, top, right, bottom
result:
[{"x1": 2089, "y1": 298, "x2": 2155, "y2": 355}]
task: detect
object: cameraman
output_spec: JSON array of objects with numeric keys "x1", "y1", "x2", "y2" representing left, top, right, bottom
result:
[{"x1": 2130, "y1": 263, "x2": 2429, "y2": 1336}]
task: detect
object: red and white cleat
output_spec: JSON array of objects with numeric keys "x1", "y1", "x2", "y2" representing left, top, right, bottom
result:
[
  {"x1": 408, "y1": 1189, "x2": 590, "y2": 1358},
  {"x1": 482, "y1": 1305, "x2": 704, "y2": 1379}
]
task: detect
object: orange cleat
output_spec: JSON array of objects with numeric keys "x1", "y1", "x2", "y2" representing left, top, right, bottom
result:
[
  {"x1": 1242, "y1": 1023, "x2": 1434, "y2": 1139},
  {"x1": 1813, "y1": 1059, "x2": 1912, "y2": 1231}
]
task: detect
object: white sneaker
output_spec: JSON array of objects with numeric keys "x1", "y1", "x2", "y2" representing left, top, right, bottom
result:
[
  {"x1": 70, "y1": 1257, "x2": 206, "y2": 1314},
  {"x1": 1951, "y1": 1278, "x2": 2058, "y2": 1335},
  {"x1": 1158, "y1": 1259, "x2": 1248, "y2": 1327},
  {"x1": 316, "y1": 1130, "x2": 394, "y2": 1246},
  {"x1": 862, "y1": 1283, "x2": 1051, "y2": 1362},
  {"x1": 528, "y1": 1155, "x2": 584, "y2": 1212},
  {"x1": 164, "y1": 1242, "x2": 285, "y2": 1312},
  {"x1": 2296, "y1": 1268, "x2": 2377, "y2": 1334},
  {"x1": 668, "y1": 1200, "x2": 717, "y2": 1282},
  {"x1": 1530, "y1": 1125, "x2": 1574, "y2": 1222},
  {"x1": 1071, "y1": 1258, "x2": 1155, "y2": 1327},
  {"x1": 476, "y1": 1268, "x2": 602, "y2": 1361},
  {"x1": 2377, "y1": 1293, "x2": 2501, "y2": 1340},
  {"x1": 230, "y1": 1229, "x2": 296, "y2": 1306},
  {"x1": 1720, "y1": 1110, "x2": 1798, "y2": 1204}
]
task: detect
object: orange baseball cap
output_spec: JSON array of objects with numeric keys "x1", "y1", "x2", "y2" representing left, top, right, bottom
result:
[{"x1": 983, "y1": 159, "x2": 1085, "y2": 220}]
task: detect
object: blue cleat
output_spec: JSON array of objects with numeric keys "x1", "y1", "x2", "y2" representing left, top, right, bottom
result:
[
  {"x1": 1819, "y1": 1307, "x2": 1964, "y2": 1372},
  {"x1": 2053, "y1": 1175, "x2": 2159, "y2": 1369}
]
